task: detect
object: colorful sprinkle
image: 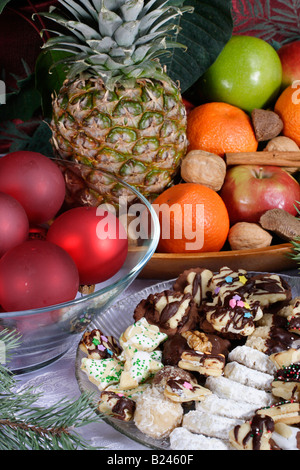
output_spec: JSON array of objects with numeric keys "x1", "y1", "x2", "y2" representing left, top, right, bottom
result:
[
  {"x1": 97, "y1": 344, "x2": 106, "y2": 351},
  {"x1": 237, "y1": 300, "x2": 245, "y2": 308},
  {"x1": 244, "y1": 312, "x2": 253, "y2": 319},
  {"x1": 215, "y1": 287, "x2": 220, "y2": 294},
  {"x1": 233, "y1": 295, "x2": 241, "y2": 301},
  {"x1": 239, "y1": 275, "x2": 247, "y2": 285},
  {"x1": 183, "y1": 381, "x2": 193, "y2": 390},
  {"x1": 225, "y1": 276, "x2": 233, "y2": 283},
  {"x1": 229, "y1": 299, "x2": 237, "y2": 308}
]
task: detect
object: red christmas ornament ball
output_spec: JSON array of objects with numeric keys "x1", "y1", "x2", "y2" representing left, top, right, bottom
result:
[
  {"x1": 0, "y1": 151, "x2": 66, "y2": 224},
  {"x1": 0, "y1": 192, "x2": 29, "y2": 257},
  {"x1": 0, "y1": 240, "x2": 80, "y2": 311},
  {"x1": 46, "y1": 206, "x2": 128, "y2": 285}
]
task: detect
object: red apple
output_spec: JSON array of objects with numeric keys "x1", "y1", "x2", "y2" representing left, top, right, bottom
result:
[
  {"x1": 183, "y1": 98, "x2": 195, "y2": 115},
  {"x1": 220, "y1": 165, "x2": 300, "y2": 225},
  {"x1": 278, "y1": 41, "x2": 300, "y2": 89}
]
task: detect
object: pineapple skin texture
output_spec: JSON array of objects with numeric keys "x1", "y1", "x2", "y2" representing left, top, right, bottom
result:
[{"x1": 51, "y1": 76, "x2": 188, "y2": 207}]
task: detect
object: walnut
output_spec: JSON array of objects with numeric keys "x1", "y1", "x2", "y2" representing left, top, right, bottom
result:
[
  {"x1": 228, "y1": 222, "x2": 272, "y2": 251},
  {"x1": 180, "y1": 150, "x2": 226, "y2": 191},
  {"x1": 181, "y1": 330, "x2": 212, "y2": 353}
]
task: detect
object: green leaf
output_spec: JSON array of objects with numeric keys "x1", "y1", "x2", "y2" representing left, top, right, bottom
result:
[
  {"x1": 161, "y1": 0, "x2": 233, "y2": 93},
  {"x1": 35, "y1": 50, "x2": 71, "y2": 118},
  {"x1": 26, "y1": 120, "x2": 54, "y2": 157},
  {"x1": 0, "y1": 74, "x2": 42, "y2": 122},
  {"x1": 0, "y1": 0, "x2": 11, "y2": 14}
]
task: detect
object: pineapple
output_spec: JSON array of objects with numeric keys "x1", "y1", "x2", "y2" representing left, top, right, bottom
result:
[{"x1": 42, "y1": 0, "x2": 192, "y2": 206}]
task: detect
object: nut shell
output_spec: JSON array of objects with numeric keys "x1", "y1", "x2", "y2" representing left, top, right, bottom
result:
[
  {"x1": 181, "y1": 150, "x2": 226, "y2": 191},
  {"x1": 228, "y1": 222, "x2": 272, "y2": 250}
]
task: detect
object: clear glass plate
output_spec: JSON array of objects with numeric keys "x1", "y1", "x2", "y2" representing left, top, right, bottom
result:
[{"x1": 75, "y1": 273, "x2": 300, "y2": 450}]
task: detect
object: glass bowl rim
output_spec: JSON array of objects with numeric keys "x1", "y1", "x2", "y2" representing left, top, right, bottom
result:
[{"x1": 0, "y1": 159, "x2": 160, "y2": 318}]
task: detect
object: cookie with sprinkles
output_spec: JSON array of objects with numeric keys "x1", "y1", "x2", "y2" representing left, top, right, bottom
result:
[
  {"x1": 119, "y1": 346, "x2": 164, "y2": 390},
  {"x1": 80, "y1": 329, "x2": 121, "y2": 360},
  {"x1": 272, "y1": 362, "x2": 300, "y2": 401},
  {"x1": 80, "y1": 357, "x2": 123, "y2": 391},
  {"x1": 229, "y1": 414, "x2": 275, "y2": 450},
  {"x1": 119, "y1": 317, "x2": 168, "y2": 353}
]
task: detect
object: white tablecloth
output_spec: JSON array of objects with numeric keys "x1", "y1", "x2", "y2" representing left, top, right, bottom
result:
[{"x1": 12, "y1": 270, "x2": 300, "y2": 451}]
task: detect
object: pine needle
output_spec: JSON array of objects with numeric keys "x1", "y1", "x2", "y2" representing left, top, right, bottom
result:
[{"x1": 0, "y1": 329, "x2": 103, "y2": 450}]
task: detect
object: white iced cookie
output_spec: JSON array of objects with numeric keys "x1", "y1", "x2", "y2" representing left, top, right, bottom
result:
[
  {"x1": 119, "y1": 317, "x2": 168, "y2": 352},
  {"x1": 224, "y1": 361, "x2": 274, "y2": 391},
  {"x1": 80, "y1": 357, "x2": 123, "y2": 391},
  {"x1": 134, "y1": 387, "x2": 183, "y2": 439},
  {"x1": 169, "y1": 427, "x2": 230, "y2": 451},
  {"x1": 119, "y1": 346, "x2": 163, "y2": 390}
]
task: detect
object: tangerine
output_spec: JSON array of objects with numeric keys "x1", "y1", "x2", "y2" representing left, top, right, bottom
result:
[
  {"x1": 274, "y1": 83, "x2": 300, "y2": 146},
  {"x1": 153, "y1": 183, "x2": 230, "y2": 253},
  {"x1": 186, "y1": 102, "x2": 258, "y2": 157}
]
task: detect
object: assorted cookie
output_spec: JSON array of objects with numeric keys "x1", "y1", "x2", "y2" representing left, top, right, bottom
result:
[{"x1": 79, "y1": 266, "x2": 300, "y2": 449}]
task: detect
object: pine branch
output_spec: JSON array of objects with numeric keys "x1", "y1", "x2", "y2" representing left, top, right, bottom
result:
[{"x1": 0, "y1": 330, "x2": 103, "y2": 450}]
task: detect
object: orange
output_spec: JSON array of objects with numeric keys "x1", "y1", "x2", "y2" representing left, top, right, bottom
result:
[
  {"x1": 153, "y1": 183, "x2": 230, "y2": 253},
  {"x1": 186, "y1": 102, "x2": 258, "y2": 157},
  {"x1": 275, "y1": 83, "x2": 300, "y2": 146}
]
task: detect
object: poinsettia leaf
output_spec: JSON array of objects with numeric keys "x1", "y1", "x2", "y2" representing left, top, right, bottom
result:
[
  {"x1": 161, "y1": 0, "x2": 233, "y2": 93},
  {"x1": 35, "y1": 50, "x2": 71, "y2": 118}
]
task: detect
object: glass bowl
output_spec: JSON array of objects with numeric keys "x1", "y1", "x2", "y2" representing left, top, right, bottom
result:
[{"x1": 0, "y1": 160, "x2": 160, "y2": 374}]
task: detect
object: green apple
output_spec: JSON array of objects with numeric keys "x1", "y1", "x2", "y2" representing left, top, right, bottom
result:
[{"x1": 198, "y1": 36, "x2": 282, "y2": 113}]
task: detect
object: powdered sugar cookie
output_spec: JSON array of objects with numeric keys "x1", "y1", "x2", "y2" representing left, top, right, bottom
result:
[
  {"x1": 169, "y1": 427, "x2": 230, "y2": 450},
  {"x1": 182, "y1": 409, "x2": 243, "y2": 440},
  {"x1": 196, "y1": 394, "x2": 258, "y2": 421},
  {"x1": 205, "y1": 376, "x2": 275, "y2": 407},
  {"x1": 134, "y1": 387, "x2": 183, "y2": 439},
  {"x1": 228, "y1": 345, "x2": 276, "y2": 375},
  {"x1": 224, "y1": 361, "x2": 274, "y2": 391}
]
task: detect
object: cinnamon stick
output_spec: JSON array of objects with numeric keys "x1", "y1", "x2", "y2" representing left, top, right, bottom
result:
[{"x1": 225, "y1": 151, "x2": 300, "y2": 167}]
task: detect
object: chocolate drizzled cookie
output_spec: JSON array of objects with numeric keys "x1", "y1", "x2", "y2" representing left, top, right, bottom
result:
[
  {"x1": 79, "y1": 329, "x2": 121, "y2": 360},
  {"x1": 133, "y1": 290, "x2": 198, "y2": 336},
  {"x1": 173, "y1": 268, "x2": 214, "y2": 306}
]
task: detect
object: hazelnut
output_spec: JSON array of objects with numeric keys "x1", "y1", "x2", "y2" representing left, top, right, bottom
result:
[
  {"x1": 181, "y1": 150, "x2": 226, "y2": 191},
  {"x1": 228, "y1": 222, "x2": 272, "y2": 251}
]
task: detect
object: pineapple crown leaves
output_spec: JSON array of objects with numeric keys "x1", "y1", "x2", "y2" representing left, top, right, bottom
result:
[{"x1": 38, "y1": 0, "x2": 194, "y2": 89}]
